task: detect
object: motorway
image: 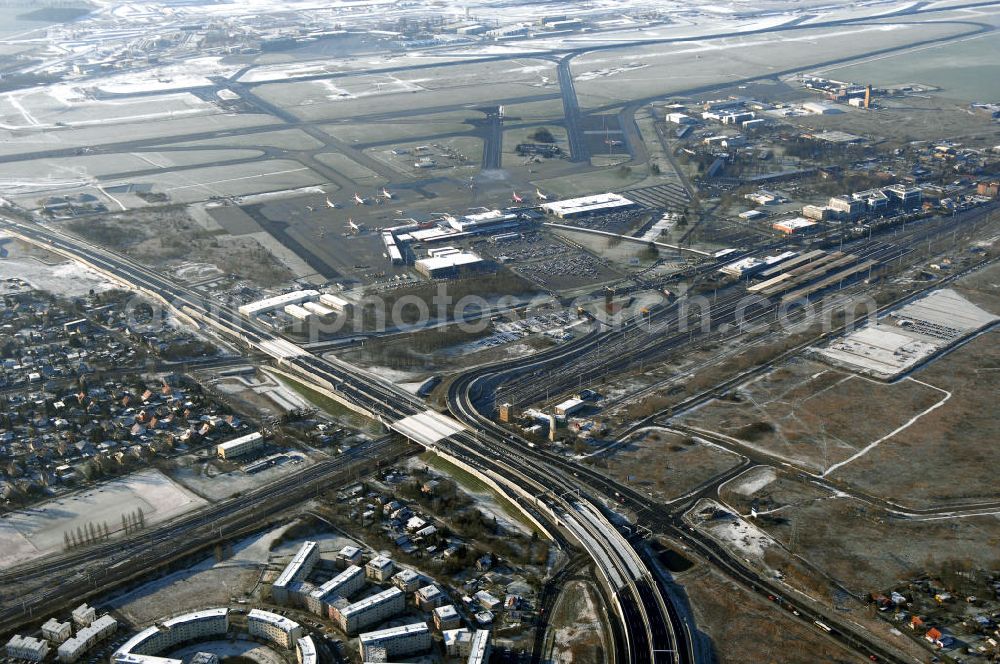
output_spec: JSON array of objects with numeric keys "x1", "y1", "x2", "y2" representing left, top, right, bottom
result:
[{"x1": 0, "y1": 212, "x2": 690, "y2": 663}]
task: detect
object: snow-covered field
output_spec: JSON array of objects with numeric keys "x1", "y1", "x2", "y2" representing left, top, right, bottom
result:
[
  {"x1": 0, "y1": 238, "x2": 118, "y2": 295},
  {"x1": 0, "y1": 469, "x2": 205, "y2": 569}
]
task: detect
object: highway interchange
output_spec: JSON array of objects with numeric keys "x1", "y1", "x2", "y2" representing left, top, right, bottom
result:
[{"x1": 4, "y1": 194, "x2": 996, "y2": 663}]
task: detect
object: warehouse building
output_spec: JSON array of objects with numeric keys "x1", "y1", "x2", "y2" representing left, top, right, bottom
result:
[
  {"x1": 541, "y1": 193, "x2": 637, "y2": 218},
  {"x1": 358, "y1": 622, "x2": 431, "y2": 660},
  {"x1": 554, "y1": 398, "x2": 585, "y2": 417},
  {"x1": 319, "y1": 293, "x2": 354, "y2": 314},
  {"x1": 414, "y1": 252, "x2": 487, "y2": 279},
  {"x1": 305, "y1": 565, "x2": 366, "y2": 616},
  {"x1": 6, "y1": 635, "x2": 49, "y2": 662},
  {"x1": 238, "y1": 290, "x2": 320, "y2": 317},
  {"x1": 302, "y1": 301, "x2": 335, "y2": 317},
  {"x1": 248, "y1": 610, "x2": 302, "y2": 649},
  {"x1": 58, "y1": 615, "x2": 118, "y2": 663},
  {"x1": 272, "y1": 541, "x2": 319, "y2": 604},
  {"x1": 216, "y1": 431, "x2": 263, "y2": 460},
  {"x1": 334, "y1": 587, "x2": 405, "y2": 634},
  {"x1": 284, "y1": 303, "x2": 313, "y2": 322}
]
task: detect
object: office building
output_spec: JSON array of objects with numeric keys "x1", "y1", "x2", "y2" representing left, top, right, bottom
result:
[{"x1": 216, "y1": 431, "x2": 263, "y2": 460}]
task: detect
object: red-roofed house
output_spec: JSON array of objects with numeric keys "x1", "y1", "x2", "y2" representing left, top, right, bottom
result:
[{"x1": 925, "y1": 627, "x2": 943, "y2": 646}]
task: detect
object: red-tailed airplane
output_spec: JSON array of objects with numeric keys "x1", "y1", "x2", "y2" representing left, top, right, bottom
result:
[{"x1": 511, "y1": 191, "x2": 523, "y2": 203}]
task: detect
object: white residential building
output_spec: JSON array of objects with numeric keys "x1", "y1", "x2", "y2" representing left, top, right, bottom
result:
[
  {"x1": 72, "y1": 604, "x2": 96, "y2": 628},
  {"x1": 416, "y1": 584, "x2": 446, "y2": 611},
  {"x1": 467, "y1": 629, "x2": 491, "y2": 664},
  {"x1": 336, "y1": 545, "x2": 362, "y2": 568},
  {"x1": 248, "y1": 610, "x2": 302, "y2": 649},
  {"x1": 113, "y1": 608, "x2": 229, "y2": 664},
  {"x1": 272, "y1": 541, "x2": 319, "y2": 604},
  {"x1": 58, "y1": 614, "x2": 118, "y2": 663},
  {"x1": 305, "y1": 565, "x2": 366, "y2": 616},
  {"x1": 295, "y1": 636, "x2": 316, "y2": 664},
  {"x1": 6, "y1": 635, "x2": 49, "y2": 662},
  {"x1": 443, "y1": 628, "x2": 473, "y2": 657},
  {"x1": 392, "y1": 568, "x2": 421, "y2": 593},
  {"x1": 365, "y1": 555, "x2": 394, "y2": 582},
  {"x1": 42, "y1": 618, "x2": 72, "y2": 644},
  {"x1": 334, "y1": 587, "x2": 405, "y2": 634},
  {"x1": 358, "y1": 622, "x2": 431, "y2": 660}
]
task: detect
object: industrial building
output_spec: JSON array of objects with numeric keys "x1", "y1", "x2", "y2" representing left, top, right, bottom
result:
[
  {"x1": 381, "y1": 232, "x2": 404, "y2": 265},
  {"x1": 272, "y1": 541, "x2": 320, "y2": 604},
  {"x1": 802, "y1": 101, "x2": 841, "y2": 115},
  {"x1": 216, "y1": 431, "x2": 263, "y2": 460},
  {"x1": 305, "y1": 565, "x2": 366, "y2": 616},
  {"x1": 6, "y1": 635, "x2": 49, "y2": 662},
  {"x1": 248, "y1": 610, "x2": 302, "y2": 648},
  {"x1": 334, "y1": 587, "x2": 405, "y2": 633},
  {"x1": 541, "y1": 193, "x2": 637, "y2": 218},
  {"x1": 57, "y1": 615, "x2": 118, "y2": 663},
  {"x1": 554, "y1": 398, "x2": 585, "y2": 417},
  {"x1": 42, "y1": 619, "x2": 72, "y2": 644},
  {"x1": 358, "y1": 622, "x2": 432, "y2": 661},
  {"x1": 113, "y1": 609, "x2": 229, "y2": 664},
  {"x1": 295, "y1": 636, "x2": 316, "y2": 664},
  {"x1": 772, "y1": 218, "x2": 820, "y2": 235},
  {"x1": 238, "y1": 290, "x2": 320, "y2": 317}
]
